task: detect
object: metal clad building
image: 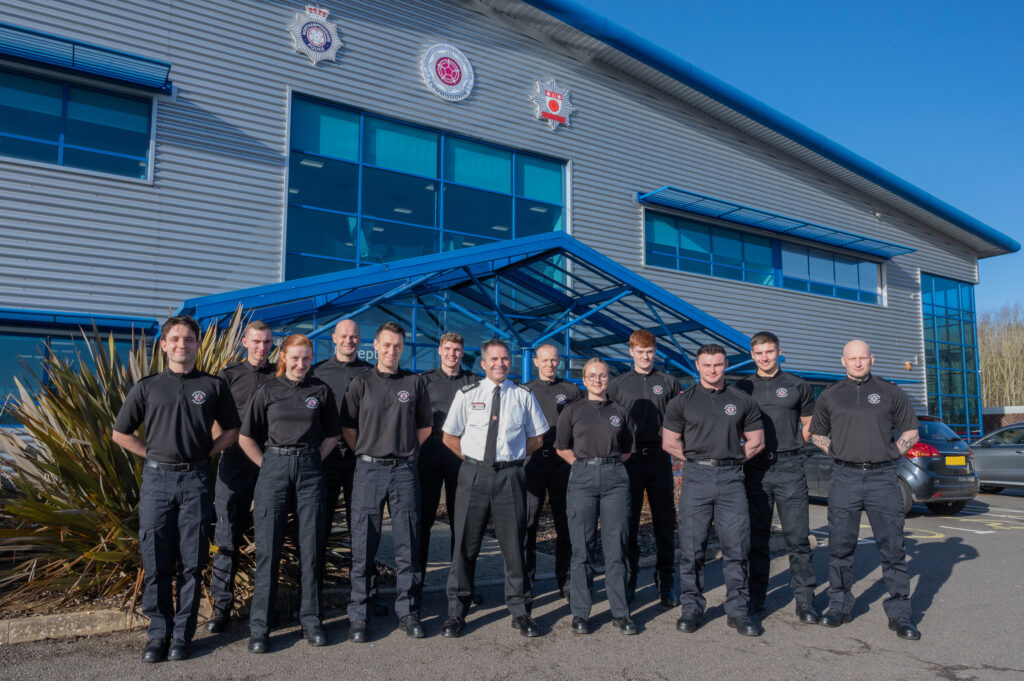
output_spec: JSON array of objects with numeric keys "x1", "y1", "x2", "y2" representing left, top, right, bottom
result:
[{"x1": 0, "y1": 0, "x2": 1017, "y2": 436}]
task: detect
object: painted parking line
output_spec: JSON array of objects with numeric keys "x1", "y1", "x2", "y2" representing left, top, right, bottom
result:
[{"x1": 938, "y1": 525, "x2": 995, "y2": 535}]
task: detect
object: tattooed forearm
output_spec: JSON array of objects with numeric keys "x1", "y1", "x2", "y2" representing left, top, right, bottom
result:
[
  {"x1": 809, "y1": 434, "x2": 831, "y2": 453},
  {"x1": 896, "y1": 431, "x2": 919, "y2": 455}
]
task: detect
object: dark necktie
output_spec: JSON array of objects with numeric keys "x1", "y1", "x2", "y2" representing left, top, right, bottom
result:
[{"x1": 483, "y1": 384, "x2": 501, "y2": 466}]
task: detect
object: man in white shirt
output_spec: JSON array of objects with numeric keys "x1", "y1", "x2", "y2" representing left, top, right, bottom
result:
[{"x1": 440, "y1": 339, "x2": 548, "y2": 638}]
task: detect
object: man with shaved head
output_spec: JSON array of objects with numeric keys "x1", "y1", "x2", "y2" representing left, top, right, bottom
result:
[
  {"x1": 809, "y1": 340, "x2": 922, "y2": 641},
  {"x1": 524, "y1": 343, "x2": 581, "y2": 600}
]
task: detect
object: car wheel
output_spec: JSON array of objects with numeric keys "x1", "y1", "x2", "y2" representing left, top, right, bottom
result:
[
  {"x1": 925, "y1": 500, "x2": 968, "y2": 515},
  {"x1": 899, "y1": 479, "x2": 913, "y2": 516},
  {"x1": 979, "y1": 485, "x2": 1005, "y2": 494}
]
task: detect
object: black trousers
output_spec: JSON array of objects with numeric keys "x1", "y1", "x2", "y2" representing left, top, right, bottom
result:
[
  {"x1": 744, "y1": 453, "x2": 816, "y2": 605},
  {"x1": 447, "y1": 461, "x2": 530, "y2": 619},
  {"x1": 249, "y1": 450, "x2": 325, "y2": 638},
  {"x1": 209, "y1": 447, "x2": 259, "y2": 616},
  {"x1": 138, "y1": 463, "x2": 212, "y2": 642},
  {"x1": 567, "y1": 459, "x2": 631, "y2": 619},
  {"x1": 524, "y1": 450, "x2": 571, "y2": 592},
  {"x1": 322, "y1": 447, "x2": 356, "y2": 546},
  {"x1": 417, "y1": 441, "x2": 462, "y2": 582},
  {"x1": 827, "y1": 462, "x2": 912, "y2": 620},
  {"x1": 678, "y1": 463, "x2": 750, "y2": 619},
  {"x1": 624, "y1": 450, "x2": 677, "y2": 595},
  {"x1": 348, "y1": 457, "x2": 421, "y2": 622}
]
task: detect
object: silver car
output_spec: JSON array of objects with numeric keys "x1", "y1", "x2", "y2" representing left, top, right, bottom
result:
[{"x1": 970, "y1": 421, "x2": 1024, "y2": 494}]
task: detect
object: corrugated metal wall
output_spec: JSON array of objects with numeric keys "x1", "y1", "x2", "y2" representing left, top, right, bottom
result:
[{"x1": 0, "y1": 0, "x2": 988, "y2": 407}]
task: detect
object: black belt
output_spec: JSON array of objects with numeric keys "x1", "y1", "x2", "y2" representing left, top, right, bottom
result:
[
  {"x1": 357, "y1": 454, "x2": 415, "y2": 467},
  {"x1": 574, "y1": 456, "x2": 622, "y2": 466},
  {"x1": 462, "y1": 457, "x2": 525, "y2": 470},
  {"x1": 536, "y1": 447, "x2": 557, "y2": 457},
  {"x1": 145, "y1": 459, "x2": 208, "y2": 472},
  {"x1": 634, "y1": 446, "x2": 663, "y2": 456},
  {"x1": 691, "y1": 458, "x2": 742, "y2": 467},
  {"x1": 834, "y1": 459, "x2": 897, "y2": 470},
  {"x1": 764, "y1": 449, "x2": 802, "y2": 462},
  {"x1": 265, "y1": 445, "x2": 318, "y2": 456}
]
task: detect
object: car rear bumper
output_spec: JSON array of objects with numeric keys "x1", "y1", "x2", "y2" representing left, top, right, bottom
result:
[{"x1": 904, "y1": 466, "x2": 980, "y2": 502}]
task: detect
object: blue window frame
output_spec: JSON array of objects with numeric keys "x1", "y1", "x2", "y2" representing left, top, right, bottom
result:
[
  {"x1": 921, "y1": 273, "x2": 980, "y2": 438},
  {"x1": 0, "y1": 69, "x2": 152, "y2": 179},
  {"x1": 645, "y1": 211, "x2": 882, "y2": 304},
  {"x1": 286, "y1": 95, "x2": 566, "y2": 280}
]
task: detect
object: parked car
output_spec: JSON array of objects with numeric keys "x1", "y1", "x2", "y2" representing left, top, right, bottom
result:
[
  {"x1": 805, "y1": 415, "x2": 979, "y2": 515},
  {"x1": 969, "y1": 421, "x2": 1024, "y2": 494}
]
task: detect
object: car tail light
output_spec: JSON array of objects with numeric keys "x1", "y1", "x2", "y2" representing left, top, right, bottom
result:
[
  {"x1": 905, "y1": 442, "x2": 940, "y2": 458},
  {"x1": 967, "y1": 448, "x2": 974, "y2": 460}
]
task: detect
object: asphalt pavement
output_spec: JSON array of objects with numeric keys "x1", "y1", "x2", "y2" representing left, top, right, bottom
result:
[{"x1": 2, "y1": 489, "x2": 1022, "y2": 681}]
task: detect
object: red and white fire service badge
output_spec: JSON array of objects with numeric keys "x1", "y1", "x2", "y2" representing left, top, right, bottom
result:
[
  {"x1": 287, "y1": 5, "x2": 342, "y2": 66},
  {"x1": 529, "y1": 78, "x2": 576, "y2": 131},
  {"x1": 420, "y1": 43, "x2": 474, "y2": 101}
]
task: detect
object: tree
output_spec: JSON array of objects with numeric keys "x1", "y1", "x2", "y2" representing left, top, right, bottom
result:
[{"x1": 978, "y1": 303, "x2": 1024, "y2": 407}]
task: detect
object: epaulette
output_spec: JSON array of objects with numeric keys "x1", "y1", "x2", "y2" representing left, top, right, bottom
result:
[
  {"x1": 460, "y1": 380, "x2": 482, "y2": 393},
  {"x1": 517, "y1": 383, "x2": 533, "y2": 393}
]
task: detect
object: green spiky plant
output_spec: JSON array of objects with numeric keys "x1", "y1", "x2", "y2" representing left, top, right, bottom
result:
[{"x1": 0, "y1": 307, "x2": 247, "y2": 613}]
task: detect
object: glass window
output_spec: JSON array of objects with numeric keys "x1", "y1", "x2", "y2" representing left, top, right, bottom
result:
[
  {"x1": 362, "y1": 167, "x2": 437, "y2": 227},
  {"x1": 0, "y1": 70, "x2": 151, "y2": 178},
  {"x1": 364, "y1": 117, "x2": 438, "y2": 177},
  {"x1": 808, "y1": 249, "x2": 834, "y2": 283},
  {"x1": 516, "y1": 199, "x2": 563, "y2": 237},
  {"x1": 834, "y1": 255, "x2": 860, "y2": 290},
  {"x1": 286, "y1": 97, "x2": 566, "y2": 280},
  {"x1": 0, "y1": 71, "x2": 62, "y2": 152},
  {"x1": 859, "y1": 260, "x2": 879, "y2": 293},
  {"x1": 443, "y1": 185, "x2": 512, "y2": 239},
  {"x1": 647, "y1": 213, "x2": 676, "y2": 249},
  {"x1": 781, "y1": 243, "x2": 808, "y2": 278},
  {"x1": 288, "y1": 154, "x2": 358, "y2": 214},
  {"x1": 291, "y1": 98, "x2": 359, "y2": 161},
  {"x1": 679, "y1": 221, "x2": 710, "y2": 260},
  {"x1": 516, "y1": 155, "x2": 563, "y2": 204},
  {"x1": 444, "y1": 138, "x2": 511, "y2": 194},
  {"x1": 360, "y1": 220, "x2": 438, "y2": 263}
]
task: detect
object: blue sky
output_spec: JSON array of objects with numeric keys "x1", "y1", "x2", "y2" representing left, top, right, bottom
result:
[{"x1": 583, "y1": 0, "x2": 1023, "y2": 312}]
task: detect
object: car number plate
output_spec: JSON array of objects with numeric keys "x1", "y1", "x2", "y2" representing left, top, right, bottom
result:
[{"x1": 946, "y1": 455, "x2": 966, "y2": 466}]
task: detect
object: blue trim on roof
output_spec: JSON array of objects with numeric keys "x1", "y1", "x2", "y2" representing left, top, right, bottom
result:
[
  {"x1": 639, "y1": 186, "x2": 914, "y2": 259},
  {"x1": 0, "y1": 21, "x2": 172, "y2": 93},
  {"x1": 522, "y1": 0, "x2": 1019, "y2": 256},
  {"x1": 0, "y1": 307, "x2": 159, "y2": 332}
]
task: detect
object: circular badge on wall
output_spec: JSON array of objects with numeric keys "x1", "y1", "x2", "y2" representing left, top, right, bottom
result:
[
  {"x1": 868, "y1": 393, "x2": 881, "y2": 404},
  {"x1": 724, "y1": 404, "x2": 738, "y2": 416},
  {"x1": 775, "y1": 387, "x2": 789, "y2": 398},
  {"x1": 191, "y1": 391, "x2": 207, "y2": 405},
  {"x1": 421, "y1": 43, "x2": 474, "y2": 101},
  {"x1": 397, "y1": 390, "x2": 411, "y2": 403},
  {"x1": 305, "y1": 397, "x2": 320, "y2": 409}
]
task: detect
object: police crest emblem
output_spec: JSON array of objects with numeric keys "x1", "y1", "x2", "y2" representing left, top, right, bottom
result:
[{"x1": 287, "y1": 5, "x2": 342, "y2": 65}]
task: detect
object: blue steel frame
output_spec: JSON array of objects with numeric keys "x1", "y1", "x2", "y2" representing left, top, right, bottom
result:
[
  {"x1": 178, "y1": 233, "x2": 752, "y2": 379},
  {"x1": 0, "y1": 21, "x2": 172, "y2": 93}
]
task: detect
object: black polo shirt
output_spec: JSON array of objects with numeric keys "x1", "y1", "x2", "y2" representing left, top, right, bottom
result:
[
  {"x1": 114, "y1": 368, "x2": 240, "y2": 463},
  {"x1": 241, "y1": 375, "x2": 340, "y2": 448},
  {"x1": 663, "y1": 384, "x2": 762, "y2": 461},
  {"x1": 420, "y1": 367, "x2": 477, "y2": 443},
  {"x1": 219, "y1": 360, "x2": 276, "y2": 413},
  {"x1": 342, "y1": 367, "x2": 432, "y2": 459},
  {"x1": 734, "y1": 371, "x2": 814, "y2": 453},
  {"x1": 607, "y1": 369, "x2": 682, "y2": 447},
  {"x1": 525, "y1": 377, "x2": 582, "y2": 449},
  {"x1": 311, "y1": 356, "x2": 372, "y2": 452},
  {"x1": 809, "y1": 374, "x2": 918, "y2": 463},
  {"x1": 555, "y1": 397, "x2": 633, "y2": 459}
]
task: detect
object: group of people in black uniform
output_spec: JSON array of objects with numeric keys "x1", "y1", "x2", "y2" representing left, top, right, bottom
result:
[{"x1": 112, "y1": 316, "x2": 923, "y2": 663}]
